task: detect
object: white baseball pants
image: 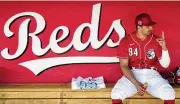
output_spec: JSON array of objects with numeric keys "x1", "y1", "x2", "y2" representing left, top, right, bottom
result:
[{"x1": 111, "y1": 68, "x2": 175, "y2": 100}]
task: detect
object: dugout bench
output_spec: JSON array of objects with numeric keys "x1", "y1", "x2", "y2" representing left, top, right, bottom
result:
[{"x1": 0, "y1": 83, "x2": 180, "y2": 104}]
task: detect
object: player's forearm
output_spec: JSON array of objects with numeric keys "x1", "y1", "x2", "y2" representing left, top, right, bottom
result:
[
  {"x1": 159, "y1": 50, "x2": 170, "y2": 68},
  {"x1": 120, "y1": 65, "x2": 139, "y2": 86}
]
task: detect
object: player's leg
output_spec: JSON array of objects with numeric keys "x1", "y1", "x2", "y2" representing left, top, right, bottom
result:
[
  {"x1": 111, "y1": 76, "x2": 137, "y2": 104},
  {"x1": 146, "y1": 70, "x2": 175, "y2": 104}
]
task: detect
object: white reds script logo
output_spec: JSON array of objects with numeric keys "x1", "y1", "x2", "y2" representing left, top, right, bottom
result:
[
  {"x1": 147, "y1": 49, "x2": 155, "y2": 59},
  {"x1": 1, "y1": 3, "x2": 126, "y2": 75}
]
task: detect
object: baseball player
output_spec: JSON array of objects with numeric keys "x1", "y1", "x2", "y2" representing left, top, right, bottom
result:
[{"x1": 111, "y1": 13, "x2": 175, "y2": 104}]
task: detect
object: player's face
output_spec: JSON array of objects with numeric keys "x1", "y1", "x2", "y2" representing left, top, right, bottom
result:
[{"x1": 141, "y1": 26, "x2": 153, "y2": 36}]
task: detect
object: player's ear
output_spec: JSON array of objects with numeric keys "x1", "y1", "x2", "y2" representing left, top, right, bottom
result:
[{"x1": 137, "y1": 26, "x2": 141, "y2": 30}]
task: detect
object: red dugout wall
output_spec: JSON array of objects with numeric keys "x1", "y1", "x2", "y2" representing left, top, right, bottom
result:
[{"x1": 0, "y1": 1, "x2": 180, "y2": 83}]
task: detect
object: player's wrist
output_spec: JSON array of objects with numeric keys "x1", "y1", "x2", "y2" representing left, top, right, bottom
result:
[
  {"x1": 162, "y1": 46, "x2": 168, "y2": 51},
  {"x1": 133, "y1": 80, "x2": 141, "y2": 87}
]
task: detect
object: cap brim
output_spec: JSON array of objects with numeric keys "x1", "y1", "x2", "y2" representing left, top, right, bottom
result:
[{"x1": 146, "y1": 21, "x2": 157, "y2": 26}]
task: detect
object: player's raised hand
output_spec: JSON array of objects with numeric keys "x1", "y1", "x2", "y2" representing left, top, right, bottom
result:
[{"x1": 156, "y1": 31, "x2": 168, "y2": 51}]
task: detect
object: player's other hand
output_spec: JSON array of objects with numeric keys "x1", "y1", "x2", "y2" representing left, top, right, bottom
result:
[
  {"x1": 135, "y1": 82, "x2": 146, "y2": 96},
  {"x1": 156, "y1": 31, "x2": 168, "y2": 51}
]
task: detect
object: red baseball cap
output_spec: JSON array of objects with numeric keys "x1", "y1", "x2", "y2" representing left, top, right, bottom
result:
[{"x1": 135, "y1": 13, "x2": 156, "y2": 26}]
